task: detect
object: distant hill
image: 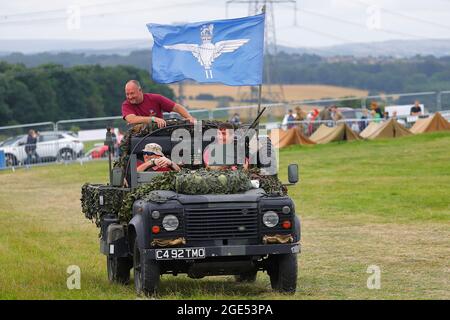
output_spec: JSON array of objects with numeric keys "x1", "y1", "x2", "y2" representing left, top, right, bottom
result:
[
  {"x1": 0, "y1": 50, "x2": 152, "y2": 69},
  {"x1": 0, "y1": 39, "x2": 151, "y2": 56},
  {"x1": 300, "y1": 39, "x2": 450, "y2": 58},
  {"x1": 1, "y1": 38, "x2": 450, "y2": 57}
]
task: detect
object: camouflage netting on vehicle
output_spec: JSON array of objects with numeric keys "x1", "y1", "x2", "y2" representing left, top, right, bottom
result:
[
  {"x1": 83, "y1": 167, "x2": 287, "y2": 225},
  {"x1": 175, "y1": 168, "x2": 252, "y2": 195},
  {"x1": 81, "y1": 184, "x2": 128, "y2": 227},
  {"x1": 118, "y1": 170, "x2": 178, "y2": 222},
  {"x1": 118, "y1": 168, "x2": 253, "y2": 222},
  {"x1": 248, "y1": 168, "x2": 287, "y2": 197}
]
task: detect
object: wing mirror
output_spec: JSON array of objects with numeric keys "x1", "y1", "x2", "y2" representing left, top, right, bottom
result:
[{"x1": 287, "y1": 164, "x2": 299, "y2": 184}]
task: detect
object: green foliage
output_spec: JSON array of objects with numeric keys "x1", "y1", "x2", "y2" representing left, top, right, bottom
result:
[
  {"x1": 196, "y1": 93, "x2": 215, "y2": 100},
  {"x1": 69, "y1": 125, "x2": 80, "y2": 133},
  {"x1": 335, "y1": 96, "x2": 361, "y2": 109},
  {"x1": 0, "y1": 62, "x2": 174, "y2": 126},
  {"x1": 3, "y1": 51, "x2": 450, "y2": 97},
  {"x1": 175, "y1": 168, "x2": 252, "y2": 195},
  {"x1": 81, "y1": 183, "x2": 128, "y2": 227},
  {"x1": 118, "y1": 171, "x2": 177, "y2": 222}
]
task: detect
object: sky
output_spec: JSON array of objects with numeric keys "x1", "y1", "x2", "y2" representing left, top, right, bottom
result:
[{"x1": 0, "y1": 0, "x2": 450, "y2": 48}]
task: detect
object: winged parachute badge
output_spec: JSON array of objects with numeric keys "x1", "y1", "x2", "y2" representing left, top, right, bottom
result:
[
  {"x1": 147, "y1": 13, "x2": 264, "y2": 85},
  {"x1": 164, "y1": 24, "x2": 249, "y2": 79}
]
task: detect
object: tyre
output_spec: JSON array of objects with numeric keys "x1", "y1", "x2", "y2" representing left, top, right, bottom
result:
[
  {"x1": 133, "y1": 241, "x2": 160, "y2": 296},
  {"x1": 58, "y1": 148, "x2": 74, "y2": 161},
  {"x1": 234, "y1": 270, "x2": 257, "y2": 283},
  {"x1": 107, "y1": 256, "x2": 132, "y2": 285},
  {"x1": 267, "y1": 253, "x2": 298, "y2": 294},
  {"x1": 5, "y1": 154, "x2": 18, "y2": 167}
]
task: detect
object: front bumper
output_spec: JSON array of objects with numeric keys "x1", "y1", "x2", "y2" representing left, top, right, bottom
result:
[{"x1": 142, "y1": 243, "x2": 301, "y2": 260}]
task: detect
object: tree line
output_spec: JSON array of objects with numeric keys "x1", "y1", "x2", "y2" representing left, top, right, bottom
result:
[
  {"x1": 2, "y1": 50, "x2": 450, "y2": 93},
  {"x1": 270, "y1": 52, "x2": 450, "y2": 93},
  {"x1": 0, "y1": 62, "x2": 174, "y2": 126}
]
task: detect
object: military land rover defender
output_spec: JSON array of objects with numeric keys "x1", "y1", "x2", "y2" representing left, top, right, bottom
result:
[{"x1": 81, "y1": 118, "x2": 301, "y2": 296}]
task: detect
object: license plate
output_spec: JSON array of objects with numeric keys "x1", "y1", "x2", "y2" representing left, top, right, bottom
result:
[{"x1": 155, "y1": 247, "x2": 206, "y2": 260}]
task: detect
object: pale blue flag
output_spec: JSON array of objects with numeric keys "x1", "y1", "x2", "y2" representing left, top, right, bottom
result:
[{"x1": 147, "y1": 13, "x2": 265, "y2": 86}]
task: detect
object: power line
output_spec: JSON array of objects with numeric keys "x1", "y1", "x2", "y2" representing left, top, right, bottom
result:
[
  {"x1": 350, "y1": 0, "x2": 450, "y2": 32},
  {"x1": 0, "y1": 1, "x2": 206, "y2": 25},
  {"x1": 297, "y1": 7, "x2": 431, "y2": 40},
  {"x1": 276, "y1": 2, "x2": 447, "y2": 47},
  {"x1": 1, "y1": 0, "x2": 150, "y2": 18},
  {"x1": 226, "y1": 1, "x2": 297, "y2": 103},
  {"x1": 291, "y1": 24, "x2": 353, "y2": 44}
]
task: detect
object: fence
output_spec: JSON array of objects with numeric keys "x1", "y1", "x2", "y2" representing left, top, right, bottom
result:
[
  {"x1": 1, "y1": 90, "x2": 449, "y2": 170},
  {"x1": 187, "y1": 90, "x2": 448, "y2": 124},
  {"x1": 0, "y1": 130, "x2": 88, "y2": 169}
]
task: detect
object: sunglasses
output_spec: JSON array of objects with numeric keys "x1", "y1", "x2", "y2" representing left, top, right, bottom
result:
[{"x1": 143, "y1": 151, "x2": 158, "y2": 156}]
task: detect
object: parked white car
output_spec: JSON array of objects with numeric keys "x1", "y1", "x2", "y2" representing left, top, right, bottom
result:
[{"x1": 0, "y1": 131, "x2": 84, "y2": 166}]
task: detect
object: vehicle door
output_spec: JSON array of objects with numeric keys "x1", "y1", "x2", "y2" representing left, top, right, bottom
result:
[
  {"x1": 37, "y1": 133, "x2": 60, "y2": 159},
  {"x1": 14, "y1": 136, "x2": 28, "y2": 163}
]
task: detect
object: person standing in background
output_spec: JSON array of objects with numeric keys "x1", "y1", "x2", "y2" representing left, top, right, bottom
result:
[
  {"x1": 410, "y1": 100, "x2": 423, "y2": 116},
  {"x1": 25, "y1": 129, "x2": 39, "y2": 165}
]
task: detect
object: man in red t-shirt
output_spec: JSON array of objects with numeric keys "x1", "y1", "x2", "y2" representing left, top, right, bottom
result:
[{"x1": 121, "y1": 80, "x2": 195, "y2": 128}]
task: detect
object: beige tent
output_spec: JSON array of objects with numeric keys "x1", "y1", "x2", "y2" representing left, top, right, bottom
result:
[
  {"x1": 360, "y1": 119, "x2": 411, "y2": 139},
  {"x1": 269, "y1": 127, "x2": 315, "y2": 148},
  {"x1": 359, "y1": 122, "x2": 379, "y2": 139},
  {"x1": 309, "y1": 123, "x2": 360, "y2": 144},
  {"x1": 410, "y1": 113, "x2": 450, "y2": 134}
]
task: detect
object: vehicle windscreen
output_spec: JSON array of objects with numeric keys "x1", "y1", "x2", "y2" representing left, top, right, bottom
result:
[
  {"x1": 65, "y1": 132, "x2": 78, "y2": 138},
  {"x1": 0, "y1": 135, "x2": 25, "y2": 147}
]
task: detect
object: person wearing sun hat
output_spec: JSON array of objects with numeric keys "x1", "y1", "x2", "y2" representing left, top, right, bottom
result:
[{"x1": 137, "y1": 143, "x2": 181, "y2": 172}]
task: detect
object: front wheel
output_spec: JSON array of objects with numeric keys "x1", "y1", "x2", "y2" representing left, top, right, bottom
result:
[
  {"x1": 133, "y1": 241, "x2": 160, "y2": 296},
  {"x1": 107, "y1": 256, "x2": 132, "y2": 284},
  {"x1": 267, "y1": 253, "x2": 298, "y2": 294},
  {"x1": 58, "y1": 148, "x2": 74, "y2": 161},
  {"x1": 5, "y1": 154, "x2": 18, "y2": 167}
]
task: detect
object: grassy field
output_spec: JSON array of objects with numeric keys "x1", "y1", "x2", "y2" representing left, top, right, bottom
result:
[
  {"x1": 0, "y1": 132, "x2": 449, "y2": 299},
  {"x1": 169, "y1": 84, "x2": 368, "y2": 110}
]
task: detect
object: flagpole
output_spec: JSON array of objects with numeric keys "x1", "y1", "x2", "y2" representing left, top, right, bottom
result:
[
  {"x1": 257, "y1": 84, "x2": 262, "y2": 115},
  {"x1": 259, "y1": 4, "x2": 265, "y2": 118},
  {"x1": 256, "y1": 5, "x2": 266, "y2": 133}
]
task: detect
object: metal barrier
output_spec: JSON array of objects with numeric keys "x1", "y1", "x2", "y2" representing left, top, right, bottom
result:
[
  {"x1": 205, "y1": 91, "x2": 442, "y2": 124},
  {"x1": 0, "y1": 122, "x2": 56, "y2": 141},
  {"x1": 55, "y1": 116, "x2": 125, "y2": 133},
  {"x1": 1, "y1": 90, "x2": 449, "y2": 171},
  {"x1": 440, "y1": 91, "x2": 450, "y2": 111},
  {"x1": 0, "y1": 129, "x2": 85, "y2": 170},
  {"x1": 440, "y1": 109, "x2": 450, "y2": 121}
]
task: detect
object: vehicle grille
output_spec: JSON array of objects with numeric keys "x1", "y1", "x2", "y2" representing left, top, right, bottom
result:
[{"x1": 184, "y1": 205, "x2": 258, "y2": 240}]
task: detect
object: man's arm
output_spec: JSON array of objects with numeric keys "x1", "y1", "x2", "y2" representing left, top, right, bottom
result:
[
  {"x1": 125, "y1": 114, "x2": 166, "y2": 128},
  {"x1": 173, "y1": 104, "x2": 196, "y2": 123},
  {"x1": 125, "y1": 114, "x2": 150, "y2": 124}
]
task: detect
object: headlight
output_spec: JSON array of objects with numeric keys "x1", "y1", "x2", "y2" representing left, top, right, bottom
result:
[
  {"x1": 263, "y1": 211, "x2": 279, "y2": 228},
  {"x1": 151, "y1": 210, "x2": 160, "y2": 219},
  {"x1": 162, "y1": 214, "x2": 179, "y2": 231},
  {"x1": 282, "y1": 206, "x2": 291, "y2": 214}
]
